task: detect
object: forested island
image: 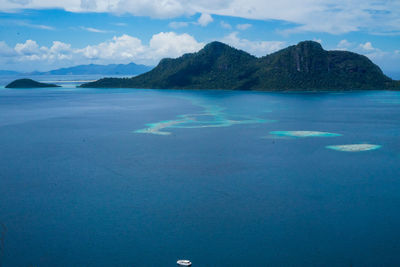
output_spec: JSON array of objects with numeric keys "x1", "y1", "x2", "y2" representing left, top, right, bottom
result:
[
  {"x1": 5, "y1": 79, "x2": 61, "y2": 88},
  {"x1": 80, "y1": 40, "x2": 399, "y2": 91}
]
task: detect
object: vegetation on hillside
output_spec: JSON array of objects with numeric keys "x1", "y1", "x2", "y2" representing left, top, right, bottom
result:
[
  {"x1": 5, "y1": 78, "x2": 60, "y2": 88},
  {"x1": 80, "y1": 41, "x2": 399, "y2": 91}
]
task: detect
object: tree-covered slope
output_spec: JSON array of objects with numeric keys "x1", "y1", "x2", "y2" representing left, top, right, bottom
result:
[
  {"x1": 252, "y1": 41, "x2": 394, "y2": 90},
  {"x1": 80, "y1": 41, "x2": 399, "y2": 91},
  {"x1": 82, "y1": 42, "x2": 258, "y2": 89}
]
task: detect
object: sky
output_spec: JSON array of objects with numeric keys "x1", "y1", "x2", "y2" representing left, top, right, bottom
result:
[{"x1": 0, "y1": 0, "x2": 399, "y2": 78}]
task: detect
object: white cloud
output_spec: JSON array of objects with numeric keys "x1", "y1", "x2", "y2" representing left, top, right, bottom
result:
[
  {"x1": 8, "y1": 0, "x2": 31, "y2": 5},
  {"x1": 40, "y1": 41, "x2": 73, "y2": 61},
  {"x1": 169, "y1": 14, "x2": 214, "y2": 28},
  {"x1": 331, "y1": 40, "x2": 400, "y2": 74},
  {"x1": 361, "y1": 49, "x2": 392, "y2": 72},
  {"x1": 359, "y1": 41, "x2": 375, "y2": 51},
  {"x1": 15, "y1": 39, "x2": 40, "y2": 55},
  {"x1": 109, "y1": 0, "x2": 187, "y2": 18},
  {"x1": 335, "y1": 39, "x2": 391, "y2": 65},
  {"x1": 0, "y1": 32, "x2": 283, "y2": 72},
  {"x1": 6, "y1": 32, "x2": 284, "y2": 70},
  {"x1": 80, "y1": 26, "x2": 110, "y2": 33},
  {"x1": 0, "y1": 41, "x2": 16, "y2": 57},
  {"x1": 80, "y1": 0, "x2": 97, "y2": 10},
  {"x1": 312, "y1": 38, "x2": 322, "y2": 44},
  {"x1": 168, "y1": 21, "x2": 189, "y2": 29},
  {"x1": 1, "y1": 34, "x2": 399, "y2": 75},
  {"x1": 22, "y1": 23, "x2": 54, "y2": 30},
  {"x1": 149, "y1": 32, "x2": 204, "y2": 59},
  {"x1": 1, "y1": 0, "x2": 400, "y2": 34},
  {"x1": 77, "y1": 32, "x2": 204, "y2": 64},
  {"x1": 220, "y1": 21, "x2": 232, "y2": 29},
  {"x1": 49, "y1": 41, "x2": 71, "y2": 53},
  {"x1": 12, "y1": 40, "x2": 74, "y2": 62},
  {"x1": 35, "y1": 24, "x2": 54, "y2": 30},
  {"x1": 197, "y1": 13, "x2": 213, "y2": 26},
  {"x1": 0, "y1": 32, "x2": 205, "y2": 71},
  {"x1": 336, "y1": 39, "x2": 353, "y2": 50},
  {"x1": 112, "y1": 22, "x2": 127, "y2": 26},
  {"x1": 2, "y1": 19, "x2": 55, "y2": 30},
  {"x1": 236, "y1": 23, "x2": 251, "y2": 30},
  {"x1": 355, "y1": 42, "x2": 386, "y2": 62},
  {"x1": 78, "y1": 34, "x2": 145, "y2": 60},
  {"x1": 221, "y1": 32, "x2": 285, "y2": 56}
]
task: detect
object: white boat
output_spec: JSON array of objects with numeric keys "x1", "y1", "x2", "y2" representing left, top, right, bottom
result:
[{"x1": 177, "y1": 259, "x2": 192, "y2": 266}]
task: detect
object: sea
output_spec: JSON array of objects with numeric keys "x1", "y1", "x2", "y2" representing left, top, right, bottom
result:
[{"x1": 0, "y1": 75, "x2": 400, "y2": 266}]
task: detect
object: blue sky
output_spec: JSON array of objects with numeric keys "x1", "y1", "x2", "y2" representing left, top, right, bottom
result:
[{"x1": 0, "y1": 0, "x2": 399, "y2": 78}]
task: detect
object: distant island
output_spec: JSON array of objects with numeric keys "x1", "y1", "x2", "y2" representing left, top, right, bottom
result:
[
  {"x1": 5, "y1": 79, "x2": 61, "y2": 88},
  {"x1": 80, "y1": 41, "x2": 399, "y2": 91},
  {"x1": 30, "y1": 62, "x2": 152, "y2": 76},
  {"x1": 0, "y1": 62, "x2": 152, "y2": 76}
]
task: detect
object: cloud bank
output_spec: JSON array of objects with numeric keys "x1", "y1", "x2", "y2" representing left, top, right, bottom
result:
[
  {"x1": 0, "y1": 32, "x2": 205, "y2": 71},
  {"x1": 1, "y1": 0, "x2": 400, "y2": 34},
  {"x1": 335, "y1": 39, "x2": 400, "y2": 75},
  {"x1": 0, "y1": 30, "x2": 291, "y2": 71},
  {"x1": 0, "y1": 32, "x2": 398, "y2": 74},
  {"x1": 221, "y1": 32, "x2": 285, "y2": 57}
]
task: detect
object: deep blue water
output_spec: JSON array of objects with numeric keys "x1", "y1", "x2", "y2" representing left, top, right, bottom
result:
[{"x1": 0, "y1": 87, "x2": 399, "y2": 266}]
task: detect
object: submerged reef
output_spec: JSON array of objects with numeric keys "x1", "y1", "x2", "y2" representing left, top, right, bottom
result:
[
  {"x1": 135, "y1": 99, "x2": 271, "y2": 135},
  {"x1": 269, "y1": 131, "x2": 342, "y2": 138},
  {"x1": 326, "y1": 144, "x2": 381, "y2": 152}
]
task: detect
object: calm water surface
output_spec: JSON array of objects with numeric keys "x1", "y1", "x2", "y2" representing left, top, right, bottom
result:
[{"x1": 0, "y1": 87, "x2": 399, "y2": 266}]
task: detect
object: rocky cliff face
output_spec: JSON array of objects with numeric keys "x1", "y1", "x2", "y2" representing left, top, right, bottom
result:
[{"x1": 253, "y1": 41, "x2": 392, "y2": 90}]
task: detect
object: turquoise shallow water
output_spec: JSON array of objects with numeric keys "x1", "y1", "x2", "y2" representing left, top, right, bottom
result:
[{"x1": 0, "y1": 88, "x2": 400, "y2": 266}]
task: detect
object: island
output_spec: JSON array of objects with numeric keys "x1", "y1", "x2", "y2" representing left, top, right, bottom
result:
[
  {"x1": 80, "y1": 40, "x2": 400, "y2": 91},
  {"x1": 5, "y1": 79, "x2": 61, "y2": 88}
]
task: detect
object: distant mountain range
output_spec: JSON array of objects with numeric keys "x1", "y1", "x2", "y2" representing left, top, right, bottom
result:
[
  {"x1": 0, "y1": 70, "x2": 20, "y2": 75},
  {"x1": 0, "y1": 62, "x2": 152, "y2": 76},
  {"x1": 386, "y1": 71, "x2": 400, "y2": 80},
  {"x1": 80, "y1": 41, "x2": 399, "y2": 91}
]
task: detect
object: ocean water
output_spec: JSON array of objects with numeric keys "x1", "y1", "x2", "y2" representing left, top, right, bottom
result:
[{"x1": 0, "y1": 86, "x2": 400, "y2": 266}]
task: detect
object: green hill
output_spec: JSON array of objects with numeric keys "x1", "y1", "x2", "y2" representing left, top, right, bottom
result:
[
  {"x1": 5, "y1": 79, "x2": 61, "y2": 88},
  {"x1": 80, "y1": 41, "x2": 399, "y2": 91}
]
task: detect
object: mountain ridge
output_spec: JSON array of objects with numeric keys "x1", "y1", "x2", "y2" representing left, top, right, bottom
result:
[
  {"x1": 0, "y1": 62, "x2": 152, "y2": 76},
  {"x1": 80, "y1": 41, "x2": 399, "y2": 91}
]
